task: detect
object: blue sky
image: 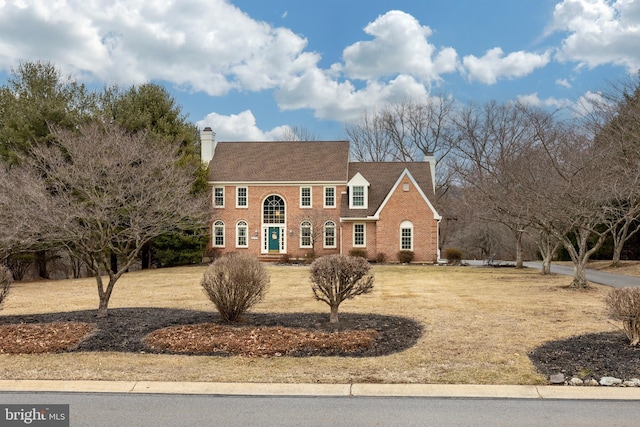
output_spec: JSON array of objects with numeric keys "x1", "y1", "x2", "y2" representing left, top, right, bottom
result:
[{"x1": 0, "y1": 0, "x2": 638, "y2": 141}]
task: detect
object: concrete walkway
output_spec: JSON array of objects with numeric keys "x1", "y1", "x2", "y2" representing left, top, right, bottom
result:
[{"x1": 0, "y1": 380, "x2": 639, "y2": 400}]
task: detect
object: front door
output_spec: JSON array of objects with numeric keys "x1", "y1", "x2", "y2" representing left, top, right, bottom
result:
[{"x1": 268, "y1": 227, "x2": 280, "y2": 252}]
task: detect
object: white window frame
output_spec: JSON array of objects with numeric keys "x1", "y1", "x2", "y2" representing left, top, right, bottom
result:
[
  {"x1": 213, "y1": 220, "x2": 225, "y2": 247},
  {"x1": 236, "y1": 220, "x2": 248, "y2": 248},
  {"x1": 236, "y1": 187, "x2": 248, "y2": 208},
  {"x1": 213, "y1": 187, "x2": 225, "y2": 208},
  {"x1": 324, "y1": 221, "x2": 336, "y2": 248},
  {"x1": 351, "y1": 186, "x2": 365, "y2": 208},
  {"x1": 300, "y1": 186, "x2": 312, "y2": 208},
  {"x1": 400, "y1": 220, "x2": 413, "y2": 251},
  {"x1": 324, "y1": 186, "x2": 336, "y2": 208},
  {"x1": 300, "y1": 220, "x2": 312, "y2": 248},
  {"x1": 353, "y1": 223, "x2": 366, "y2": 247}
]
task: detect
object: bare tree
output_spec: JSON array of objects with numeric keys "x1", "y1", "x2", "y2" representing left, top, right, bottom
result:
[
  {"x1": 309, "y1": 255, "x2": 374, "y2": 323},
  {"x1": 275, "y1": 125, "x2": 320, "y2": 141},
  {"x1": 0, "y1": 122, "x2": 209, "y2": 316},
  {"x1": 345, "y1": 109, "x2": 394, "y2": 161}
]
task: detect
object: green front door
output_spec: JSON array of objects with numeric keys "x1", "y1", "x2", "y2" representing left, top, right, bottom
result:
[{"x1": 268, "y1": 227, "x2": 280, "y2": 252}]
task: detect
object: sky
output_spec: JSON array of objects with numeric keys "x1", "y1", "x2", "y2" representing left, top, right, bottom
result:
[{"x1": 0, "y1": 0, "x2": 638, "y2": 142}]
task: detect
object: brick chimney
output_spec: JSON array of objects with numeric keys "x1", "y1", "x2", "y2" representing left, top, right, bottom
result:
[{"x1": 200, "y1": 127, "x2": 216, "y2": 164}]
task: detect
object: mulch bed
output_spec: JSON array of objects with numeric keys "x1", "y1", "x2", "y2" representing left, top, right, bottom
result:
[
  {"x1": 529, "y1": 331, "x2": 640, "y2": 380},
  {"x1": 0, "y1": 308, "x2": 422, "y2": 357}
]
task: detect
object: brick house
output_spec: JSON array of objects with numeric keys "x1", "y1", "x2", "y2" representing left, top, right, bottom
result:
[{"x1": 201, "y1": 127, "x2": 441, "y2": 262}]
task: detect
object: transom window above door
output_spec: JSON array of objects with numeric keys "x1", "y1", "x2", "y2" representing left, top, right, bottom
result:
[{"x1": 263, "y1": 195, "x2": 285, "y2": 224}]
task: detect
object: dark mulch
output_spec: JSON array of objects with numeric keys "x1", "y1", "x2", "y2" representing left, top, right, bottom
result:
[
  {"x1": 529, "y1": 331, "x2": 640, "y2": 380},
  {"x1": 0, "y1": 308, "x2": 422, "y2": 357}
]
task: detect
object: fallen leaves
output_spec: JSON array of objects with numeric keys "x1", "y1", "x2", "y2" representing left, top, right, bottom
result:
[
  {"x1": 143, "y1": 324, "x2": 380, "y2": 357},
  {"x1": 0, "y1": 322, "x2": 95, "y2": 354}
]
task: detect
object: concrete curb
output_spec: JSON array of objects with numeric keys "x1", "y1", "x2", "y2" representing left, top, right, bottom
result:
[{"x1": 1, "y1": 381, "x2": 639, "y2": 400}]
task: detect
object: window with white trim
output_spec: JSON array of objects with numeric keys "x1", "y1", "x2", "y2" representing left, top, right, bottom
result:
[
  {"x1": 353, "y1": 223, "x2": 365, "y2": 247},
  {"x1": 324, "y1": 221, "x2": 336, "y2": 248},
  {"x1": 300, "y1": 186, "x2": 312, "y2": 208},
  {"x1": 213, "y1": 187, "x2": 224, "y2": 208},
  {"x1": 300, "y1": 221, "x2": 312, "y2": 248},
  {"x1": 352, "y1": 186, "x2": 365, "y2": 207},
  {"x1": 324, "y1": 186, "x2": 336, "y2": 208},
  {"x1": 400, "y1": 220, "x2": 413, "y2": 251},
  {"x1": 236, "y1": 220, "x2": 248, "y2": 247},
  {"x1": 213, "y1": 220, "x2": 225, "y2": 247},
  {"x1": 236, "y1": 187, "x2": 247, "y2": 208}
]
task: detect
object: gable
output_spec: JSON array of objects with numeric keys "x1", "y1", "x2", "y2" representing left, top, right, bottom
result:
[
  {"x1": 208, "y1": 141, "x2": 350, "y2": 183},
  {"x1": 375, "y1": 169, "x2": 441, "y2": 220},
  {"x1": 341, "y1": 162, "x2": 437, "y2": 219}
]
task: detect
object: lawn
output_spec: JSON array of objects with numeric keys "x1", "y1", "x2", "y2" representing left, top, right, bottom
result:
[{"x1": 0, "y1": 264, "x2": 619, "y2": 384}]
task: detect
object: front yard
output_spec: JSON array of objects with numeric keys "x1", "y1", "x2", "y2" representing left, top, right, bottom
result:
[{"x1": 0, "y1": 264, "x2": 621, "y2": 384}]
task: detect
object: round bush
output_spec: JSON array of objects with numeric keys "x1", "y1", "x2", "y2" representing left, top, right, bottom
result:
[
  {"x1": 397, "y1": 250, "x2": 414, "y2": 264},
  {"x1": 201, "y1": 253, "x2": 270, "y2": 322}
]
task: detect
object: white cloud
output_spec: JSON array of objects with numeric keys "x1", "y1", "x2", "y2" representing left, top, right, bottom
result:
[
  {"x1": 551, "y1": 0, "x2": 640, "y2": 70},
  {"x1": 462, "y1": 48, "x2": 551, "y2": 84},
  {"x1": 341, "y1": 10, "x2": 458, "y2": 84},
  {"x1": 0, "y1": 0, "x2": 316, "y2": 95},
  {"x1": 197, "y1": 110, "x2": 288, "y2": 141},
  {"x1": 556, "y1": 78, "x2": 572, "y2": 88},
  {"x1": 516, "y1": 93, "x2": 572, "y2": 109}
]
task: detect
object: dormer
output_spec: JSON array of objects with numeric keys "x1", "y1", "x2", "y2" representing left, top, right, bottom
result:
[{"x1": 347, "y1": 172, "x2": 370, "y2": 209}]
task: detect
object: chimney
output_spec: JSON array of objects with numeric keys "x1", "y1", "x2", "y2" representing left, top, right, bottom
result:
[
  {"x1": 200, "y1": 127, "x2": 216, "y2": 164},
  {"x1": 423, "y1": 152, "x2": 436, "y2": 194}
]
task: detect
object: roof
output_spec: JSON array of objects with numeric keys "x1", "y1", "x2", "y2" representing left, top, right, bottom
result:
[
  {"x1": 340, "y1": 162, "x2": 436, "y2": 218},
  {"x1": 208, "y1": 141, "x2": 350, "y2": 183}
]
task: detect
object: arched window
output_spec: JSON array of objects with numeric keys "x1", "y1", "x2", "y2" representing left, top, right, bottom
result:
[
  {"x1": 324, "y1": 221, "x2": 336, "y2": 248},
  {"x1": 213, "y1": 220, "x2": 225, "y2": 247},
  {"x1": 263, "y1": 195, "x2": 285, "y2": 224},
  {"x1": 300, "y1": 221, "x2": 312, "y2": 248},
  {"x1": 400, "y1": 220, "x2": 413, "y2": 251},
  {"x1": 236, "y1": 220, "x2": 248, "y2": 248}
]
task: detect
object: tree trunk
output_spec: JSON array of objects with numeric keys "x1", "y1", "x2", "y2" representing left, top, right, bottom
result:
[
  {"x1": 36, "y1": 250, "x2": 50, "y2": 279},
  {"x1": 140, "y1": 241, "x2": 151, "y2": 270},
  {"x1": 571, "y1": 260, "x2": 589, "y2": 288},
  {"x1": 329, "y1": 305, "x2": 339, "y2": 323},
  {"x1": 110, "y1": 252, "x2": 118, "y2": 275},
  {"x1": 514, "y1": 229, "x2": 524, "y2": 269}
]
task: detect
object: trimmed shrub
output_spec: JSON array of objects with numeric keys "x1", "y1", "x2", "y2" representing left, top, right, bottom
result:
[
  {"x1": 606, "y1": 287, "x2": 640, "y2": 346},
  {"x1": 397, "y1": 250, "x2": 414, "y2": 264},
  {"x1": 376, "y1": 252, "x2": 387, "y2": 263},
  {"x1": 201, "y1": 253, "x2": 270, "y2": 323},
  {"x1": 444, "y1": 248, "x2": 463, "y2": 265},
  {"x1": 309, "y1": 255, "x2": 374, "y2": 323},
  {"x1": 349, "y1": 248, "x2": 368, "y2": 259},
  {"x1": 0, "y1": 265, "x2": 12, "y2": 309}
]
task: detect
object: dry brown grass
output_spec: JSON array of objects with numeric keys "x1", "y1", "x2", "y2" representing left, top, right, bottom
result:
[{"x1": 0, "y1": 264, "x2": 618, "y2": 384}]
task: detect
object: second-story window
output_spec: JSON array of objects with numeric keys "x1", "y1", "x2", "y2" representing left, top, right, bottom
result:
[
  {"x1": 300, "y1": 186, "x2": 312, "y2": 208},
  {"x1": 352, "y1": 186, "x2": 365, "y2": 207},
  {"x1": 236, "y1": 187, "x2": 247, "y2": 208},
  {"x1": 214, "y1": 187, "x2": 224, "y2": 208},
  {"x1": 324, "y1": 186, "x2": 336, "y2": 208}
]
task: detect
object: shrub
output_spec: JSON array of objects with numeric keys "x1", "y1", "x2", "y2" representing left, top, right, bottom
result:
[
  {"x1": 397, "y1": 250, "x2": 414, "y2": 264},
  {"x1": 444, "y1": 248, "x2": 463, "y2": 265},
  {"x1": 279, "y1": 253, "x2": 291, "y2": 264},
  {"x1": 349, "y1": 248, "x2": 368, "y2": 259},
  {"x1": 605, "y1": 287, "x2": 640, "y2": 346},
  {"x1": 376, "y1": 252, "x2": 387, "y2": 263},
  {"x1": 0, "y1": 265, "x2": 12, "y2": 309},
  {"x1": 309, "y1": 255, "x2": 374, "y2": 323},
  {"x1": 201, "y1": 253, "x2": 270, "y2": 323}
]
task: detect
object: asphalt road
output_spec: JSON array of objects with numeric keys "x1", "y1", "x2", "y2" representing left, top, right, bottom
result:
[
  {"x1": 2, "y1": 392, "x2": 640, "y2": 427},
  {"x1": 523, "y1": 261, "x2": 640, "y2": 288}
]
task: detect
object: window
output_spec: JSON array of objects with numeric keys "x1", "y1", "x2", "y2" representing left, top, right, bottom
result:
[
  {"x1": 400, "y1": 221, "x2": 413, "y2": 251},
  {"x1": 324, "y1": 186, "x2": 336, "y2": 208},
  {"x1": 263, "y1": 195, "x2": 285, "y2": 224},
  {"x1": 213, "y1": 187, "x2": 224, "y2": 208},
  {"x1": 352, "y1": 186, "x2": 365, "y2": 207},
  {"x1": 300, "y1": 221, "x2": 312, "y2": 248},
  {"x1": 324, "y1": 221, "x2": 336, "y2": 248},
  {"x1": 236, "y1": 187, "x2": 247, "y2": 208},
  {"x1": 353, "y1": 223, "x2": 365, "y2": 247},
  {"x1": 236, "y1": 220, "x2": 248, "y2": 247},
  {"x1": 300, "y1": 186, "x2": 312, "y2": 208},
  {"x1": 213, "y1": 220, "x2": 225, "y2": 247}
]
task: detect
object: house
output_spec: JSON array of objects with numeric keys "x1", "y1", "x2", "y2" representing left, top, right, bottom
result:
[{"x1": 201, "y1": 127, "x2": 441, "y2": 262}]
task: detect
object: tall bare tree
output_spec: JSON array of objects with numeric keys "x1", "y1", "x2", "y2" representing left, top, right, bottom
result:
[{"x1": 0, "y1": 122, "x2": 209, "y2": 316}]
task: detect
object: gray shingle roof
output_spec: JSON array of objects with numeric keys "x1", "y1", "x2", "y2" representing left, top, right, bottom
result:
[{"x1": 208, "y1": 141, "x2": 350, "y2": 182}]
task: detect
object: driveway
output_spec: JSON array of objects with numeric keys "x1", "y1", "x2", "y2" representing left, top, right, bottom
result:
[{"x1": 523, "y1": 262, "x2": 640, "y2": 288}]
